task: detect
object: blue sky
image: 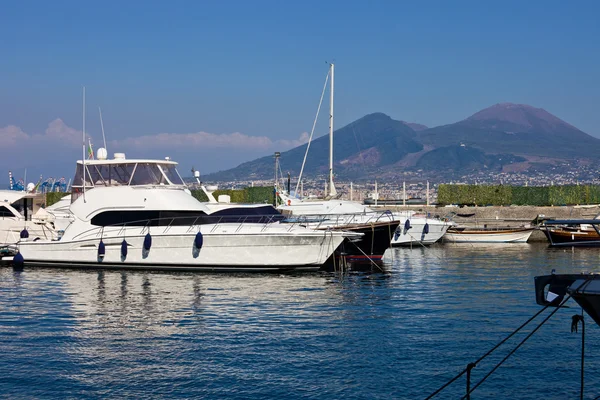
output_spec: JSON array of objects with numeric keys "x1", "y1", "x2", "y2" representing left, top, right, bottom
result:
[{"x1": 1, "y1": 0, "x2": 599, "y2": 181}]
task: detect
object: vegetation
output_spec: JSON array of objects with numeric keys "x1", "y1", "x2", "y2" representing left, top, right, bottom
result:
[
  {"x1": 438, "y1": 184, "x2": 600, "y2": 206},
  {"x1": 190, "y1": 186, "x2": 274, "y2": 205},
  {"x1": 46, "y1": 192, "x2": 69, "y2": 207}
]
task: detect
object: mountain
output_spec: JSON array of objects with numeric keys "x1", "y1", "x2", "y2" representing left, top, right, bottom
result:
[
  {"x1": 205, "y1": 103, "x2": 600, "y2": 182},
  {"x1": 206, "y1": 112, "x2": 423, "y2": 181},
  {"x1": 417, "y1": 103, "x2": 599, "y2": 159},
  {"x1": 415, "y1": 144, "x2": 526, "y2": 171},
  {"x1": 402, "y1": 122, "x2": 428, "y2": 131}
]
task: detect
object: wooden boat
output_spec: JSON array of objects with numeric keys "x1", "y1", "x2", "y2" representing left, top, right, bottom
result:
[
  {"x1": 542, "y1": 219, "x2": 600, "y2": 247},
  {"x1": 443, "y1": 226, "x2": 535, "y2": 243}
]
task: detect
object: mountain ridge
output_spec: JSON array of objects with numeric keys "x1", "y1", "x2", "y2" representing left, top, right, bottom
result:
[{"x1": 205, "y1": 103, "x2": 599, "y2": 181}]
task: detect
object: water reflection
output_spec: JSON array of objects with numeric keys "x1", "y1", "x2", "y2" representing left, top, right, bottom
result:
[{"x1": 1, "y1": 244, "x2": 600, "y2": 399}]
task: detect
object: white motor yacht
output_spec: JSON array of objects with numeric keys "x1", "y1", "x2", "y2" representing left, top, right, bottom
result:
[{"x1": 13, "y1": 152, "x2": 357, "y2": 272}]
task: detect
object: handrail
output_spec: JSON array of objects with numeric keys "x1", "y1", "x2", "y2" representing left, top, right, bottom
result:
[
  {"x1": 70, "y1": 213, "x2": 289, "y2": 241},
  {"x1": 282, "y1": 210, "x2": 397, "y2": 230}
]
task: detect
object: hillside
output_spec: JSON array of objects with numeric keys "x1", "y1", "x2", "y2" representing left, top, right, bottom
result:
[
  {"x1": 206, "y1": 113, "x2": 423, "y2": 181},
  {"x1": 205, "y1": 103, "x2": 600, "y2": 182},
  {"x1": 417, "y1": 103, "x2": 600, "y2": 159}
]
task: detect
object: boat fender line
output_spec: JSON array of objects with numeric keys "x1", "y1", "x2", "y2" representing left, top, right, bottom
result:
[
  {"x1": 98, "y1": 240, "x2": 106, "y2": 259},
  {"x1": 423, "y1": 223, "x2": 430, "y2": 235},
  {"x1": 13, "y1": 252, "x2": 24, "y2": 269},
  {"x1": 20, "y1": 229, "x2": 29, "y2": 239},
  {"x1": 194, "y1": 231, "x2": 203, "y2": 249},
  {"x1": 143, "y1": 233, "x2": 152, "y2": 251},
  {"x1": 121, "y1": 240, "x2": 128, "y2": 261},
  {"x1": 393, "y1": 228, "x2": 400, "y2": 241}
]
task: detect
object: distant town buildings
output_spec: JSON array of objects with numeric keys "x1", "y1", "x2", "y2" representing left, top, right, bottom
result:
[{"x1": 197, "y1": 162, "x2": 600, "y2": 204}]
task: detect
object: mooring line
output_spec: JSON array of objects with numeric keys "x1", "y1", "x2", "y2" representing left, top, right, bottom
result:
[{"x1": 424, "y1": 279, "x2": 590, "y2": 400}]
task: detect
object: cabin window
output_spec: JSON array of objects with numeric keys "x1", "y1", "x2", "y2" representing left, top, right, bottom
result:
[
  {"x1": 0, "y1": 206, "x2": 14, "y2": 218},
  {"x1": 209, "y1": 206, "x2": 284, "y2": 223},
  {"x1": 91, "y1": 210, "x2": 210, "y2": 226}
]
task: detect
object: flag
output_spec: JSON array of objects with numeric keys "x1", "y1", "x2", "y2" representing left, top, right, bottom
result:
[
  {"x1": 33, "y1": 176, "x2": 42, "y2": 193},
  {"x1": 87, "y1": 138, "x2": 94, "y2": 159}
]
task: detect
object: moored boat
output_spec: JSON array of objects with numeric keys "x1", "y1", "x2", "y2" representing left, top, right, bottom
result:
[
  {"x1": 535, "y1": 273, "x2": 600, "y2": 326},
  {"x1": 274, "y1": 63, "x2": 399, "y2": 265},
  {"x1": 390, "y1": 211, "x2": 452, "y2": 246},
  {"x1": 12, "y1": 153, "x2": 359, "y2": 272},
  {"x1": 0, "y1": 190, "x2": 57, "y2": 244},
  {"x1": 443, "y1": 226, "x2": 535, "y2": 243},
  {"x1": 541, "y1": 219, "x2": 600, "y2": 247}
]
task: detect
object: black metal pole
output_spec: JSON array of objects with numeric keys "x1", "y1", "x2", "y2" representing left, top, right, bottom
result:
[
  {"x1": 581, "y1": 313, "x2": 585, "y2": 400},
  {"x1": 466, "y1": 363, "x2": 475, "y2": 400}
]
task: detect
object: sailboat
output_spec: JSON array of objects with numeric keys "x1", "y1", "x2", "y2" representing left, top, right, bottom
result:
[{"x1": 276, "y1": 64, "x2": 401, "y2": 265}]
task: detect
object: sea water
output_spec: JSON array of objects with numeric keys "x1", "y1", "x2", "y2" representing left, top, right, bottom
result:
[{"x1": 1, "y1": 243, "x2": 599, "y2": 399}]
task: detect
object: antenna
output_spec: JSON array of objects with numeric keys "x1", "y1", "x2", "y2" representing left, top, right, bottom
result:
[{"x1": 99, "y1": 106, "x2": 107, "y2": 151}]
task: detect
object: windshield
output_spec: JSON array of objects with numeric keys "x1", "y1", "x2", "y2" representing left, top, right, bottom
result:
[
  {"x1": 72, "y1": 162, "x2": 183, "y2": 192},
  {"x1": 130, "y1": 163, "x2": 165, "y2": 185},
  {"x1": 161, "y1": 164, "x2": 184, "y2": 185}
]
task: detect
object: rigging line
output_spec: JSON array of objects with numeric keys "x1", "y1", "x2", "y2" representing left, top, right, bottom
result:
[
  {"x1": 462, "y1": 278, "x2": 592, "y2": 399},
  {"x1": 350, "y1": 121, "x2": 368, "y2": 168},
  {"x1": 277, "y1": 159, "x2": 286, "y2": 193},
  {"x1": 295, "y1": 69, "x2": 330, "y2": 197}
]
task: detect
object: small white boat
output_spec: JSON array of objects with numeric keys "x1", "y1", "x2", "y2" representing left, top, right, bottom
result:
[
  {"x1": 390, "y1": 211, "x2": 452, "y2": 246},
  {"x1": 443, "y1": 226, "x2": 535, "y2": 243},
  {"x1": 14, "y1": 152, "x2": 359, "y2": 272},
  {"x1": 0, "y1": 190, "x2": 57, "y2": 244}
]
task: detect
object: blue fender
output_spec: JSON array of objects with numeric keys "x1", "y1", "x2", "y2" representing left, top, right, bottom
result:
[
  {"x1": 98, "y1": 240, "x2": 106, "y2": 257},
  {"x1": 143, "y1": 233, "x2": 152, "y2": 251},
  {"x1": 121, "y1": 240, "x2": 128, "y2": 260},
  {"x1": 194, "y1": 231, "x2": 203, "y2": 249}
]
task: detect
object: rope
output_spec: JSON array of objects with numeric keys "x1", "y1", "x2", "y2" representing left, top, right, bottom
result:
[
  {"x1": 460, "y1": 278, "x2": 591, "y2": 399},
  {"x1": 425, "y1": 277, "x2": 594, "y2": 400},
  {"x1": 371, "y1": 223, "x2": 375, "y2": 255},
  {"x1": 348, "y1": 240, "x2": 384, "y2": 272},
  {"x1": 424, "y1": 303, "x2": 550, "y2": 400},
  {"x1": 460, "y1": 295, "x2": 571, "y2": 399}
]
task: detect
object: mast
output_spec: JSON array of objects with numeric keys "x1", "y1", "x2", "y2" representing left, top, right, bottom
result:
[
  {"x1": 82, "y1": 86, "x2": 86, "y2": 202},
  {"x1": 328, "y1": 63, "x2": 337, "y2": 197}
]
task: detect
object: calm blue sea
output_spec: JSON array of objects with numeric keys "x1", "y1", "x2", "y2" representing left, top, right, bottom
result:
[{"x1": 1, "y1": 243, "x2": 599, "y2": 399}]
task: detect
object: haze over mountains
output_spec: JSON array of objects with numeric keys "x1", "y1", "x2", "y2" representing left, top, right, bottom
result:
[{"x1": 205, "y1": 103, "x2": 600, "y2": 182}]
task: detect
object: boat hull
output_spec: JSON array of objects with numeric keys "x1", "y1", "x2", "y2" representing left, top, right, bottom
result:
[
  {"x1": 443, "y1": 228, "x2": 534, "y2": 243},
  {"x1": 391, "y1": 218, "x2": 450, "y2": 246},
  {"x1": 321, "y1": 220, "x2": 400, "y2": 267},
  {"x1": 15, "y1": 228, "x2": 346, "y2": 272},
  {"x1": 542, "y1": 228, "x2": 600, "y2": 247}
]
